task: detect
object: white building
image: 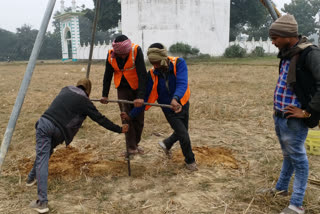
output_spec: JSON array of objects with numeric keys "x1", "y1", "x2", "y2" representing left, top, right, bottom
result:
[
  {"x1": 121, "y1": 0, "x2": 230, "y2": 56},
  {"x1": 55, "y1": 0, "x2": 81, "y2": 61}
]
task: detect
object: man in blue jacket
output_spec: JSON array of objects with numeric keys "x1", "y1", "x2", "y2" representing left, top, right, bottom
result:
[
  {"x1": 121, "y1": 43, "x2": 197, "y2": 171},
  {"x1": 27, "y1": 78, "x2": 128, "y2": 213}
]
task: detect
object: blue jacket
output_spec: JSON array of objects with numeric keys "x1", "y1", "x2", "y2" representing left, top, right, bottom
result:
[{"x1": 130, "y1": 58, "x2": 189, "y2": 118}]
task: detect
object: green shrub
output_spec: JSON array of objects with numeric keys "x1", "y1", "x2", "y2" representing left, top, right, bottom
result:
[
  {"x1": 223, "y1": 45, "x2": 246, "y2": 58},
  {"x1": 250, "y1": 46, "x2": 265, "y2": 57},
  {"x1": 169, "y1": 42, "x2": 199, "y2": 58}
]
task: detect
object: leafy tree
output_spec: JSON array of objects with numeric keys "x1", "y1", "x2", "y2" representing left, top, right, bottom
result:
[
  {"x1": 39, "y1": 31, "x2": 61, "y2": 60},
  {"x1": 0, "y1": 29, "x2": 17, "y2": 61},
  {"x1": 282, "y1": 0, "x2": 320, "y2": 37},
  {"x1": 13, "y1": 25, "x2": 38, "y2": 60},
  {"x1": 85, "y1": 0, "x2": 121, "y2": 32},
  {"x1": 169, "y1": 42, "x2": 200, "y2": 58},
  {"x1": 224, "y1": 45, "x2": 246, "y2": 58},
  {"x1": 230, "y1": 0, "x2": 270, "y2": 41}
]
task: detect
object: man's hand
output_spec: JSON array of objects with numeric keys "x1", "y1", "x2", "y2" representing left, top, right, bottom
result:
[
  {"x1": 284, "y1": 105, "x2": 308, "y2": 118},
  {"x1": 133, "y1": 98, "x2": 144, "y2": 107},
  {"x1": 100, "y1": 97, "x2": 109, "y2": 104},
  {"x1": 171, "y1": 99, "x2": 182, "y2": 113},
  {"x1": 120, "y1": 112, "x2": 131, "y2": 121},
  {"x1": 121, "y1": 124, "x2": 129, "y2": 133}
]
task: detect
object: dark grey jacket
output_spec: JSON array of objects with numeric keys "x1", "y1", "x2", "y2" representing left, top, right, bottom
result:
[{"x1": 42, "y1": 86, "x2": 122, "y2": 145}]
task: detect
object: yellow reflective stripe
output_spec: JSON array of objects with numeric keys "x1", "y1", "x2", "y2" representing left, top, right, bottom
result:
[{"x1": 131, "y1": 46, "x2": 135, "y2": 66}]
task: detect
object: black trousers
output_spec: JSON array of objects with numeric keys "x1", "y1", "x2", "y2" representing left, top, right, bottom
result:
[
  {"x1": 163, "y1": 102, "x2": 195, "y2": 164},
  {"x1": 117, "y1": 87, "x2": 145, "y2": 150}
]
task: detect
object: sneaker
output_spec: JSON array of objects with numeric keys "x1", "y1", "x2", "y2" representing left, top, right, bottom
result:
[
  {"x1": 258, "y1": 187, "x2": 288, "y2": 196},
  {"x1": 26, "y1": 177, "x2": 37, "y2": 187},
  {"x1": 280, "y1": 205, "x2": 305, "y2": 214},
  {"x1": 29, "y1": 200, "x2": 49, "y2": 213},
  {"x1": 158, "y1": 141, "x2": 172, "y2": 159},
  {"x1": 186, "y1": 162, "x2": 198, "y2": 171}
]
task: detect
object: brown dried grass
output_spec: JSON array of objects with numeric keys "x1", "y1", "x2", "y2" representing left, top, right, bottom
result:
[{"x1": 0, "y1": 59, "x2": 320, "y2": 213}]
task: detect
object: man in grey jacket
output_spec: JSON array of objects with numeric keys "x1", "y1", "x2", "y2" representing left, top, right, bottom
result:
[
  {"x1": 27, "y1": 78, "x2": 128, "y2": 213},
  {"x1": 268, "y1": 14, "x2": 320, "y2": 214}
]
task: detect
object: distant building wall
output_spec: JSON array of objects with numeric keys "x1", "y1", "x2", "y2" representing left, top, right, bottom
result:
[
  {"x1": 229, "y1": 37, "x2": 279, "y2": 54},
  {"x1": 121, "y1": 0, "x2": 230, "y2": 56},
  {"x1": 75, "y1": 41, "x2": 112, "y2": 60}
]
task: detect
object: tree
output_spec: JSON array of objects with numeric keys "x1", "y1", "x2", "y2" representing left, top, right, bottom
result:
[
  {"x1": 0, "y1": 29, "x2": 17, "y2": 61},
  {"x1": 85, "y1": 0, "x2": 121, "y2": 32},
  {"x1": 282, "y1": 0, "x2": 320, "y2": 37},
  {"x1": 13, "y1": 25, "x2": 38, "y2": 60},
  {"x1": 169, "y1": 43, "x2": 200, "y2": 58},
  {"x1": 39, "y1": 31, "x2": 61, "y2": 60},
  {"x1": 230, "y1": 0, "x2": 271, "y2": 41}
]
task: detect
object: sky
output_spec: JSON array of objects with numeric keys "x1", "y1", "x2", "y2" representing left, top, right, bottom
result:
[{"x1": 0, "y1": 0, "x2": 292, "y2": 33}]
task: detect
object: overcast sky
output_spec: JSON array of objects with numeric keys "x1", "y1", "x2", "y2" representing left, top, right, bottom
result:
[{"x1": 0, "y1": 0, "x2": 292, "y2": 33}]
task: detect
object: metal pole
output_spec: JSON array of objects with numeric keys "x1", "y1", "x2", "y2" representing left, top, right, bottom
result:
[
  {"x1": 119, "y1": 103, "x2": 131, "y2": 176},
  {"x1": 90, "y1": 99, "x2": 172, "y2": 108},
  {"x1": 0, "y1": 0, "x2": 57, "y2": 173},
  {"x1": 262, "y1": 0, "x2": 279, "y2": 21},
  {"x1": 86, "y1": 0, "x2": 101, "y2": 78}
]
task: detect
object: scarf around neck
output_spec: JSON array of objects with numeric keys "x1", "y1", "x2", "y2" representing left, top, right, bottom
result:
[{"x1": 277, "y1": 36, "x2": 313, "y2": 85}]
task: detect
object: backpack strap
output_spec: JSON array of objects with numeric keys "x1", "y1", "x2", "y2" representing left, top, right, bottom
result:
[{"x1": 296, "y1": 45, "x2": 316, "y2": 71}]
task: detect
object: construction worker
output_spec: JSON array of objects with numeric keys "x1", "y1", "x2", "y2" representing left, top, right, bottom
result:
[
  {"x1": 121, "y1": 43, "x2": 197, "y2": 171},
  {"x1": 101, "y1": 35, "x2": 147, "y2": 156},
  {"x1": 27, "y1": 78, "x2": 128, "y2": 213},
  {"x1": 268, "y1": 14, "x2": 320, "y2": 214}
]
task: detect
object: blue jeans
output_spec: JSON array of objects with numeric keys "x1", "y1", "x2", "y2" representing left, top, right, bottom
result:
[
  {"x1": 28, "y1": 117, "x2": 64, "y2": 203},
  {"x1": 273, "y1": 116, "x2": 309, "y2": 207}
]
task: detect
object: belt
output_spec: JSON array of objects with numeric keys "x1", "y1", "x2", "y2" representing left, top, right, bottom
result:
[{"x1": 274, "y1": 110, "x2": 288, "y2": 118}]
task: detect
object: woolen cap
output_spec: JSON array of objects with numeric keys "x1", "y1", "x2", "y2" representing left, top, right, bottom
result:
[
  {"x1": 269, "y1": 14, "x2": 298, "y2": 37},
  {"x1": 76, "y1": 78, "x2": 92, "y2": 96}
]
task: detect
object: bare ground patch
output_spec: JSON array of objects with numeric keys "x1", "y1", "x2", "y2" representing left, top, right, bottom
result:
[{"x1": 1, "y1": 59, "x2": 320, "y2": 214}]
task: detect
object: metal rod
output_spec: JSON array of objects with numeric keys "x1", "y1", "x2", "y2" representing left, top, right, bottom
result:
[
  {"x1": 91, "y1": 99, "x2": 172, "y2": 108},
  {"x1": 0, "y1": 0, "x2": 57, "y2": 173},
  {"x1": 86, "y1": 0, "x2": 101, "y2": 78},
  {"x1": 119, "y1": 103, "x2": 131, "y2": 176},
  {"x1": 262, "y1": 0, "x2": 279, "y2": 21}
]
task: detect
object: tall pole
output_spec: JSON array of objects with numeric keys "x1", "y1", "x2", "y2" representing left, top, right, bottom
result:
[
  {"x1": 0, "y1": 0, "x2": 57, "y2": 173},
  {"x1": 262, "y1": 0, "x2": 279, "y2": 21},
  {"x1": 86, "y1": 0, "x2": 101, "y2": 78}
]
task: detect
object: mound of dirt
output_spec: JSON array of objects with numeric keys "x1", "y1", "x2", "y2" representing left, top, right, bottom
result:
[
  {"x1": 19, "y1": 146, "x2": 135, "y2": 179},
  {"x1": 172, "y1": 146, "x2": 239, "y2": 169},
  {"x1": 19, "y1": 146, "x2": 239, "y2": 180}
]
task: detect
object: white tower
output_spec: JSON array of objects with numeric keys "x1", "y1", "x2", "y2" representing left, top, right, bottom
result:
[{"x1": 55, "y1": 0, "x2": 81, "y2": 61}]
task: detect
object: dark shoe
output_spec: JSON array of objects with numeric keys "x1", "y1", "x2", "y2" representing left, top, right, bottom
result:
[
  {"x1": 280, "y1": 205, "x2": 305, "y2": 214},
  {"x1": 186, "y1": 162, "x2": 198, "y2": 171},
  {"x1": 26, "y1": 177, "x2": 37, "y2": 187},
  {"x1": 29, "y1": 200, "x2": 49, "y2": 213},
  {"x1": 258, "y1": 187, "x2": 288, "y2": 196},
  {"x1": 158, "y1": 141, "x2": 172, "y2": 159}
]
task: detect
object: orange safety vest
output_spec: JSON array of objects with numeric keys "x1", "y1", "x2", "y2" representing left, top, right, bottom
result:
[
  {"x1": 108, "y1": 43, "x2": 139, "y2": 90},
  {"x1": 145, "y1": 56, "x2": 191, "y2": 110}
]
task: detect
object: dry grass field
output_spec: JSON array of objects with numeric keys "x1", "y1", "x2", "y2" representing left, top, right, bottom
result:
[{"x1": 0, "y1": 58, "x2": 320, "y2": 214}]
